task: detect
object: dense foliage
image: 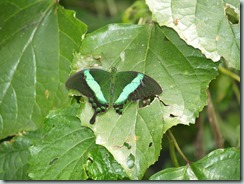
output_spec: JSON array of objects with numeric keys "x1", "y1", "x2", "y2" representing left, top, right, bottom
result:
[{"x1": 0, "y1": 0, "x2": 240, "y2": 180}]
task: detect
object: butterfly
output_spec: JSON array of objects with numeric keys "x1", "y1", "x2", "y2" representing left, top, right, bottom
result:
[{"x1": 66, "y1": 68, "x2": 162, "y2": 124}]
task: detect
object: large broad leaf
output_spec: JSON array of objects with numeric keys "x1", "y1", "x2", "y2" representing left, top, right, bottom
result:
[
  {"x1": 150, "y1": 148, "x2": 240, "y2": 180},
  {"x1": 0, "y1": 0, "x2": 87, "y2": 139},
  {"x1": 28, "y1": 106, "x2": 126, "y2": 180},
  {"x1": 145, "y1": 0, "x2": 240, "y2": 70},
  {"x1": 69, "y1": 24, "x2": 219, "y2": 179}
]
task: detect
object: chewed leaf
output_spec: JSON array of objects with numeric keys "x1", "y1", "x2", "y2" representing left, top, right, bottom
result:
[
  {"x1": 28, "y1": 106, "x2": 127, "y2": 180},
  {"x1": 146, "y1": 0, "x2": 240, "y2": 70}
]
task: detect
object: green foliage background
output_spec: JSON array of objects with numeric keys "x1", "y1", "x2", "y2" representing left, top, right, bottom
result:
[{"x1": 0, "y1": 0, "x2": 240, "y2": 180}]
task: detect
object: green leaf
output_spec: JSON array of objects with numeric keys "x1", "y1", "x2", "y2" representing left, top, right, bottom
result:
[
  {"x1": 122, "y1": 1, "x2": 152, "y2": 24},
  {"x1": 80, "y1": 101, "x2": 163, "y2": 179},
  {"x1": 28, "y1": 105, "x2": 127, "y2": 180},
  {"x1": 150, "y1": 148, "x2": 240, "y2": 180},
  {"x1": 0, "y1": 136, "x2": 31, "y2": 180},
  {"x1": 28, "y1": 106, "x2": 95, "y2": 180},
  {"x1": 69, "y1": 23, "x2": 219, "y2": 179},
  {"x1": 85, "y1": 145, "x2": 128, "y2": 180},
  {"x1": 0, "y1": 0, "x2": 87, "y2": 139},
  {"x1": 146, "y1": 0, "x2": 240, "y2": 70}
]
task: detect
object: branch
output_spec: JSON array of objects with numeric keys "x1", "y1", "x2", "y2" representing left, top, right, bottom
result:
[{"x1": 207, "y1": 89, "x2": 224, "y2": 148}]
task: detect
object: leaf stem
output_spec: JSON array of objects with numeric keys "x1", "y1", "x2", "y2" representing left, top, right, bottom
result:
[
  {"x1": 167, "y1": 133, "x2": 179, "y2": 167},
  {"x1": 219, "y1": 66, "x2": 240, "y2": 82},
  {"x1": 167, "y1": 130, "x2": 190, "y2": 164}
]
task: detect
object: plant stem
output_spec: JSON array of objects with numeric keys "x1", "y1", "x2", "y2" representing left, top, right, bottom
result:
[
  {"x1": 167, "y1": 133, "x2": 179, "y2": 167},
  {"x1": 167, "y1": 130, "x2": 190, "y2": 164},
  {"x1": 207, "y1": 90, "x2": 224, "y2": 148},
  {"x1": 194, "y1": 115, "x2": 206, "y2": 159},
  {"x1": 106, "y1": 0, "x2": 117, "y2": 16},
  {"x1": 233, "y1": 81, "x2": 240, "y2": 104},
  {"x1": 219, "y1": 66, "x2": 240, "y2": 82}
]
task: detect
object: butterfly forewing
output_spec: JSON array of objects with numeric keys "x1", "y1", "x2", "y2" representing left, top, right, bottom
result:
[
  {"x1": 65, "y1": 70, "x2": 94, "y2": 98},
  {"x1": 128, "y1": 74, "x2": 162, "y2": 101},
  {"x1": 88, "y1": 69, "x2": 111, "y2": 104},
  {"x1": 113, "y1": 71, "x2": 140, "y2": 105}
]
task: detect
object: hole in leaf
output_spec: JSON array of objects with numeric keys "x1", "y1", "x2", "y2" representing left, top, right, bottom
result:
[
  {"x1": 49, "y1": 158, "x2": 58, "y2": 165},
  {"x1": 169, "y1": 114, "x2": 177, "y2": 117},
  {"x1": 70, "y1": 95, "x2": 82, "y2": 104},
  {"x1": 0, "y1": 135, "x2": 15, "y2": 143},
  {"x1": 123, "y1": 142, "x2": 132, "y2": 149},
  {"x1": 126, "y1": 154, "x2": 135, "y2": 169},
  {"x1": 87, "y1": 156, "x2": 94, "y2": 163},
  {"x1": 225, "y1": 5, "x2": 239, "y2": 24}
]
